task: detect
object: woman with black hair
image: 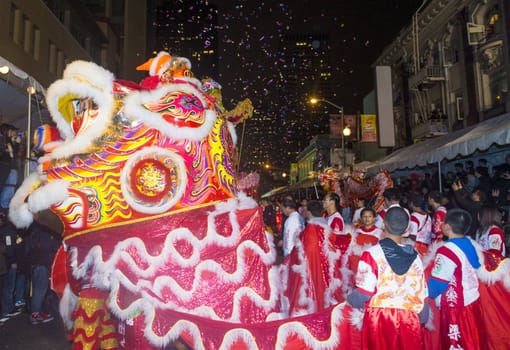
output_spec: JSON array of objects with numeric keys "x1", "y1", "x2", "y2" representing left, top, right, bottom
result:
[{"x1": 476, "y1": 204, "x2": 505, "y2": 257}]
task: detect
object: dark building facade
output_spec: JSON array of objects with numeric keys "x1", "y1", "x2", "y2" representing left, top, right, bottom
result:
[
  {"x1": 146, "y1": 0, "x2": 219, "y2": 80},
  {"x1": 239, "y1": 30, "x2": 339, "y2": 173}
]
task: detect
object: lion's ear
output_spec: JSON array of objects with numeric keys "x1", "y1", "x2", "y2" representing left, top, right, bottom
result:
[{"x1": 44, "y1": 61, "x2": 116, "y2": 157}]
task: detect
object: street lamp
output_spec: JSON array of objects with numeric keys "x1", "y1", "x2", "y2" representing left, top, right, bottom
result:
[
  {"x1": 25, "y1": 86, "x2": 37, "y2": 178},
  {"x1": 309, "y1": 98, "x2": 351, "y2": 168},
  {"x1": 263, "y1": 163, "x2": 289, "y2": 183}
]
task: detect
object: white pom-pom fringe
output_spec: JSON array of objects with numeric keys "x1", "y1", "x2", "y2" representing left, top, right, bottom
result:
[{"x1": 59, "y1": 284, "x2": 78, "y2": 331}]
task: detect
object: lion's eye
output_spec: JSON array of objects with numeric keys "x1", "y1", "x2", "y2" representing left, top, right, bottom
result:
[{"x1": 72, "y1": 99, "x2": 85, "y2": 114}]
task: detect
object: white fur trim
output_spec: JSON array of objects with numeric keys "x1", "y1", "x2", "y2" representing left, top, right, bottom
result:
[
  {"x1": 227, "y1": 121, "x2": 237, "y2": 146},
  {"x1": 473, "y1": 239, "x2": 510, "y2": 289},
  {"x1": 173, "y1": 57, "x2": 191, "y2": 70},
  {"x1": 423, "y1": 302, "x2": 436, "y2": 331},
  {"x1": 8, "y1": 172, "x2": 42, "y2": 228},
  {"x1": 123, "y1": 83, "x2": 217, "y2": 142},
  {"x1": 274, "y1": 303, "x2": 347, "y2": 350},
  {"x1": 27, "y1": 180, "x2": 69, "y2": 213},
  {"x1": 9, "y1": 173, "x2": 69, "y2": 228},
  {"x1": 150, "y1": 51, "x2": 172, "y2": 77},
  {"x1": 9, "y1": 203, "x2": 33, "y2": 229},
  {"x1": 69, "y1": 200, "x2": 279, "y2": 325},
  {"x1": 349, "y1": 307, "x2": 364, "y2": 331},
  {"x1": 59, "y1": 284, "x2": 77, "y2": 330},
  {"x1": 63, "y1": 60, "x2": 114, "y2": 88},
  {"x1": 219, "y1": 329, "x2": 259, "y2": 350},
  {"x1": 324, "y1": 225, "x2": 342, "y2": 306},
  {"x1": 422, "y1": 240, "x2": 443, "y2": 269},
  {"x1": 216, "y1": 192, "x2": 257, "y2": 212},
  {"x1": 338, "y1": 236, "x2": 376, "y2": 298},
  {"x1": 288, "y1": 234, "x2": 315, "y2": 316},
  {"x1": 46, "y1": 61, "x2": 115, "y2": 158}
]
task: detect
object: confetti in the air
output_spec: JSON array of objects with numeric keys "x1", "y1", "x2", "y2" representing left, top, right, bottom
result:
[{"x1": 149, "y1": 0, "x2": 423, "y2": 170}]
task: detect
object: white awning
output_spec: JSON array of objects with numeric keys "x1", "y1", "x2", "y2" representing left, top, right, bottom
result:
[
  {"x1": 260, "y1": 186, "x2": 289, "y2": 198},
  {"x1": 0, "y1": 56, "x2": 49, "y2": 129},
  {"x1": 367, "y1": 112, "x2": 510, "y2": 174}
]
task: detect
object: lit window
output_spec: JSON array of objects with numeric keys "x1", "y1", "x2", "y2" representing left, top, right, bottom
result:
[{"x1": 489, "y1": 13, "x2": 499, "y2": 25}]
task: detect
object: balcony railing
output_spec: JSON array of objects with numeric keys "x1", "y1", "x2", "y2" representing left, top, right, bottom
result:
[
  {"x1": 411, "y1": 119, "x2": 448, "y2": 139},
  {"x1": 409, "y1": 65, "x2": 445, "y2": 89}
]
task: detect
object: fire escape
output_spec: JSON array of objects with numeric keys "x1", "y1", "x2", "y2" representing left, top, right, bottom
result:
[{"x1": 408, "y1": 3, "x2": 447, "y2": 141}]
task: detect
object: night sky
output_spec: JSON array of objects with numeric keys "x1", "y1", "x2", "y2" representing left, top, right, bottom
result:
[
  {"x1": 212, "y1": 1, "x2": 422, "y2": 110},
  {"x1": 158, "y1": 1, "x2": 424, "y2": 171}
]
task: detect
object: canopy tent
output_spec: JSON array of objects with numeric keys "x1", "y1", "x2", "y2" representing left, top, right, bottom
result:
[
  {"x1": 353, "y1": 160, "x2": 379, "y2": 170},
  {"x1": 1, "y1": 56, "x2": 51, "y2": 177},
  {"x1": 367, "y1": 112, "x2": 510, "y2": 176},
  {"x1": 289, "y1": 178, "x2": 322, "y2": 200},
  {"x1": 260, "y1": 186, "x2": 289, "y2": 199},
  {"x1": 289, "y1": 178, "x2": 318, "y2": 190},
  {"x1": 0, "y1": 56, "x2": 49, "y2": 130}
]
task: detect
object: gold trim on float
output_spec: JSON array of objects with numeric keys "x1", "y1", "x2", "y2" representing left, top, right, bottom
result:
[{"x1": 63, "y1": 200, "x2": 223, "y2": 241}]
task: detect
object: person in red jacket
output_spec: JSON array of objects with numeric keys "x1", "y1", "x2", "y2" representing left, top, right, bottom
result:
[
  {"x1": 323, "y1": 192, "x2": 350, "y2": 252},
  {"x1": 408, "y1": 193, "x2": 432, "y2": 255},
  {"x1": 476, "y1": 204, "x2": 505, "y2": 257},
  {"x1": 428, "y1": 190, "x2": 447, "y2": 242},
  {"x1": 428, "y1": 208, "x2": 486, "y2": 350},
  {"x1": 283, "y1": 200, "x2": 336, "y2": 316}
]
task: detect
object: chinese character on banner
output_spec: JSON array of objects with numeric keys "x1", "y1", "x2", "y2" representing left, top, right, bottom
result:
[{"x1": 360, "y1": 114, "x2": 377, "y2": 142}]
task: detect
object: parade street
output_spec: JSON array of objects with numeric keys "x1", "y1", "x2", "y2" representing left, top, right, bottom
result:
[{"x1": 0, "y1": 311, "x2": 70, "y2": 349}]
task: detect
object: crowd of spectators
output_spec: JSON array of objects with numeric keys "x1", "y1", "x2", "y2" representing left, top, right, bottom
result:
[
  {"x1": 0, "y1": 124, "x2": 60, "y2": 327},
  {"x1": 0, "y1": 123, "x2": 24, "y2": 212},
  {"x1": 260, "y1": 153, "x2": 510, "y2": 349},
  {"x1": 395, "y1": 154, "x2": 510, "y2": 248}
]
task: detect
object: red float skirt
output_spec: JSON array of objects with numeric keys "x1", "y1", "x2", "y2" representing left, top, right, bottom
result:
[{"x1": 362, "y1": 307, "x2": 423, "y2": 350}]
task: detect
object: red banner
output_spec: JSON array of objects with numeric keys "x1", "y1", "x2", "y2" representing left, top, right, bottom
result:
[
  {"x1": 329, "y1": 114, "x2": 357, "y2": 136},
  {"x1": 329, "y1": 114, "x2": 343, "y2": 136}
]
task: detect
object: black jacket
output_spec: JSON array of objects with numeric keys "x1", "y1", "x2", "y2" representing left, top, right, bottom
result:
[
  {"x1": 0, "y1": 221, "x2": 19, "y2": 267},
  {"x1": 453, "y1": 188, "x2": 483, "y2": 237},
  {"x1": 26, "y1": 221, "x2": 62, "y2": 270}
]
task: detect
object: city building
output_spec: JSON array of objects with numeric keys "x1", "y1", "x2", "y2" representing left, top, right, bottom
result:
[
  {"x1": 146, "y1": 0, "x2": 219, "y2": 79},
  {"x1": 372, "y1": 0, "x2": 509, "y2": 147},
  {"x1": 0, "y1": 0, "x2": 147, "y2": 129},
  {"x1": 238, "y1": 29, "x2": 338, "y2": 173},
  {"x1": 289, "y1": 0, "x2": 510, "y2": 193},
  {"x1": 294, "y1": 133, "x2": 344, "y2": 176},
  {"x1": 235, "y1": 1, "x2": 422, "y2": 180}
]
